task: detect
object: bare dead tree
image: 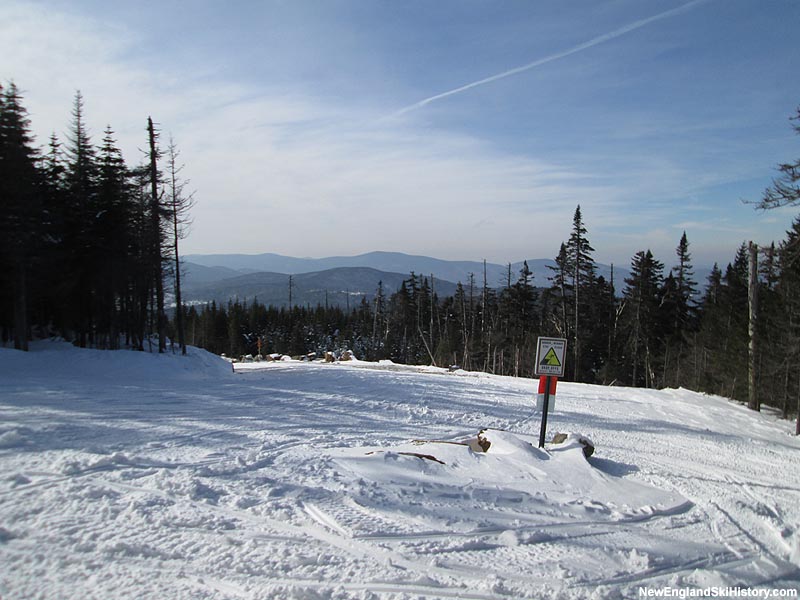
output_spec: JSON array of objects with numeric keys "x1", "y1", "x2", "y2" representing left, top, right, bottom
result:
[{"x1": 165, "y1": 136, "x2": 195, "y2": 355}]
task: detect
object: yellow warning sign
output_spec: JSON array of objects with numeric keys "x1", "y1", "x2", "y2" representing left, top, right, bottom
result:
[
  {"x1": 541, "y1": 347, "x2": 561, "y2": 367},
  {"x1": 535, "y1": 337, "x2": 567, "y2": 376}
]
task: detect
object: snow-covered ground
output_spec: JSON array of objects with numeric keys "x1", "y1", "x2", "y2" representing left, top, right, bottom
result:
[{"x1": 1, "y1": 342, "x2": 798, "y2": 599}]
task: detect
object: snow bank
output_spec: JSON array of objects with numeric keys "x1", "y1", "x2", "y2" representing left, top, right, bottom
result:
[
  {"x1": 0, "y1": 339, "x2": 234, "y2": 384},
  {"x1": 330, "y1": 428, "x2": 689, "y2": 532}
]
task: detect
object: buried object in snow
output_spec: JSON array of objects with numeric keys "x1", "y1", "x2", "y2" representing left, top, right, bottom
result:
[
  {"x1": 550, "y1": 432, "x2": 595, "y2": 458},
  {"x1": 412, "y1": 428, "x2": 596, "y2": 459},
  {"x1": 476, "y1": 428, "x2": 594, "y2": 458}
]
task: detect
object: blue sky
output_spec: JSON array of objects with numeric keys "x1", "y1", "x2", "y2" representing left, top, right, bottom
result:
[{"x1": 3, "y1": 0, "x2": 800, "y2": 268}]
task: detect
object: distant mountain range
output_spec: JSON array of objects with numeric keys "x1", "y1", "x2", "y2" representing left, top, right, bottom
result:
[
  {"x1": 180, "y1": 250, "x2": 708, "y2": 308},
  {"x1": 184, "y1": 251, "x2": 627, "y2": 287},
  {"x1": 181, "y1": 266, "x2": 459, "y2": 308}
]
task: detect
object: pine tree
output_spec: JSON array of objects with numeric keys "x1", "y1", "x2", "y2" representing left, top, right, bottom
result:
[
  {"x1": 64, "y1": 91, "x2": 100, "y2": 347},
  {"x1": 692, "y1": 264, "x2": 723, "y2": 391},
  {"x1": 95, "y1": 126, "x2": 133, "y2": 348},
  {"x1": 752, "y1": 104, "x2": 800, "y2": 432},
  {"x1": 776, "y1": 218, "x2": 800, "y2": 432},
  {"x1": 146, "y1": 117, "x2": 167, "y2": 352},
  {"x1": 662, "y1": 232, "x2": 699, "y2": 386},
  {"x1": 567, "y1": 205, "x2": 597, "y2": 381},
  {"x1": 620, "y1": 250, "x2": 664, "y2": 387},
  {"x1": 498, "y1": 261, "x2": 539, "y2": 376},
  {"x1": 672, "y1": 232, "x2": 698, "y2": 332},
  {"x1": 756, "y1": 242, "x2": 786, "y2": 411},
  {"x1": 695, "y1": 246, "x2": 750, "y2": 400},
  {"x1": 37, "y1": 133, "x2": 69, "y2": 335},
  {"x1": 759, "y1": 106, "x2": 800, "y2": 210},
  {"x1": 583, "y1": 274, "x2": 616, "y2": 383},
  {"x1": 0, "y1": 84, "x2": 41, "y2": 350},
  {"x1": 545, "y1": 243, "x2": 572, "y2": 341},
  {"x1": 371, "y1": 280, "x2": 387, "y2": 359}
]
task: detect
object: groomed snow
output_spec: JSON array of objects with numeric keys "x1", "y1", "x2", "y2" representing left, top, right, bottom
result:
[{"x1": 1, "y1": 342, "x2": 799, "y2": 599}]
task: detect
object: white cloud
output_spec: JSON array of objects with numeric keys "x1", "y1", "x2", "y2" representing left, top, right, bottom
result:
[{"x1": 3, "y1": 0, "x2": 794, "y2": 268}]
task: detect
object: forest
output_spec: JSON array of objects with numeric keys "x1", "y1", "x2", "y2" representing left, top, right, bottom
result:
[
  {"x1": 0, "y1": 83, "x2": 192, "y2": 356},
  {"x1": 1, "y1": 83, "x2": 799, "y2": 425}
]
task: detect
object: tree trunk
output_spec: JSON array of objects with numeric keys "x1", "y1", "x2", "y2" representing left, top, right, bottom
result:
[
  {"x1": 147, "y1": 117, "x2": 166, "y2": 353},
  {"x1": 574, "y1": 246, "x2": 580, "y2": 382},
  {"x1": 171, "y1": 186, "x2": 186, "y2": 355},
  {"x1": 748, "y1": 241, "x2": 759, "y2": 411},
  {"x1": 13, "y1": 261, "x2": 29, "y2": 351}
]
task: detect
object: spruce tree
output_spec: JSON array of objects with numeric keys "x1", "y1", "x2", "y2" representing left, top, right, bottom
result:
[
  {"x1": 146, "y1": 117, "x2": 167, "y2": 352},
  {"x1": 697, "y1": 246, "x2": 750, "y2": 400},
  {"x1": 36, "y1": 133, "x2": 69, "y2": 335},
  {"x1": 545, "y1": 242, "x2": 572, "y2": 341},
  {"x1": 777, "y1": 218, "x2": 800, "y2": 432},
  {"x1": 621, "y1": 250, "x2": 664, "y2": 387},
  {"x1": 567, "y1": 205, "x2": 597, "y2": 380},
  {"x1": 662, "y1": 232, "x2": 698, "y2": 386},
  {"x1": 673, "y1": 232, "x2": 698, "y2": 331},
  {"x1": 500, "y1": 261, "x2": 538, "y2": 376},
  {"x1": 0, "y1": 84, "x2": 41, "y2": 350},
  {"x1": 95, "y1": 126, "x2": 134, "y2": 348},
  {"x1": 64, "y1": 91, "x2": 100, "y2": 347},
  {"x1": 759, "y1": 106, "x2": 800, "y2": 210},
  {"x1": 371, "y1": 280, "x2": 387, "y2": 359}
]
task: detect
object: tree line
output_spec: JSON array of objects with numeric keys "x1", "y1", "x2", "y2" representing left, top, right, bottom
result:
[
  {"x1": 186, "y1": 204, "x2": 799, "y2": 424},
  {"x1": 2, "y1": 82, "x2": 798, "y2": 427},
  {"x1": 0, "y1": 84, "x2": 192, "y2": 354}
]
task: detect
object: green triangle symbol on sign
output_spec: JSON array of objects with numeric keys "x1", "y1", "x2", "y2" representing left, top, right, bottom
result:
[{"x1": 541, "y1": 347, "x2": 561, "y2": 367}]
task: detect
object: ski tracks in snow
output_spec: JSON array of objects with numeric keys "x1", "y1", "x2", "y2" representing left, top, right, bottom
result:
[{"x1": 3, "y1": 353, "x2": 800, "y2": 598}]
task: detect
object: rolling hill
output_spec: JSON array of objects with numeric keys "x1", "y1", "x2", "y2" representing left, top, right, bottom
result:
[
  {"x1": 181, "y1": 266, "x2": 460, "y2": 308},
  {"x1": 180, "y1": 250, "x2": 710, "y2": 308}
]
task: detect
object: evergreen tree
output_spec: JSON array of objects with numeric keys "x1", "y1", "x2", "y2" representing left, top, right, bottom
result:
[
  {"x1": 672, "y1": 232, "x2": 698, "y2": 331},
  {"x1": 544, "y1": 207, "x2": 599, "y2": 380},
  {"x1": 64, "y1": 91, "x2": 100, "y2": 347},
  {"x1": 38, "y1": 133, "x2": 70, "y2": 333},
  {"x1": 776, "y1": 218, "x2": 800, "y2": 432},
  {"x1": 0, "y1": 83, "x2": 193, "y2": 354},
  {"x1": 662, "y1": 232, "x2": 699, "y2": 386},
  {"x1": 95, "y1": 126, "x2": 133, "y2": 348},
  {"x1": 566, "y1": 205, "x2": 597, "y2": 381},
  {"x1": 620, "y1": 250, "x2": 664, "y2": 387},
  {"x1": 0, "y1": 84, "x2": 41, "y2": 350},
  {"x1": 694, "y1": 246, "x2": 750, "y2": 400},
  {"x1": 545, "y1": 242, "x2": 572, "y2": 341},
  {"x1": 583, "y1": 274, "x2": 616, "y2": 383},
  {"x1": 370, "y1": 280, "x2": 387, "y2": 359},
  {"x1": 759, "y1": 106, "x2": 800, "y2": 210},
  {"x1": 146, "y1": 117, "x2": 167, "y2": 352},
  {"x1": 503, "y1": 261, "x2": 538, "y2": 376},
  {"x1": 692, "y1": 264, "x2": 723, "y2": 391},
  {"x1": 752, "y1": 104, "x2": 800, "y2": 431}
]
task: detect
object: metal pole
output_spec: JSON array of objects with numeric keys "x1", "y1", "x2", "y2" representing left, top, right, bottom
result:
[{"x1": 539, "y1": 376, "x2": 551, "y2": 448}]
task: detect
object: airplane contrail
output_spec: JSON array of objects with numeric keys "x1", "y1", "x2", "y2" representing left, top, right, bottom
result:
[{"x1": 389, "y1": 0, "x2": 709, "y2": 118}]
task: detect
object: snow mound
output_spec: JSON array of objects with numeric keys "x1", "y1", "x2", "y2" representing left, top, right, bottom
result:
[
  {"x1": 478, "y1": 427, "x2": 549, "y2": 458},
  {"x1": 0, "y1": 430, "x2": 28, "y2": 449},
  {"x1": 330, "y1": 429, "x2": 690, "y2": 530},
  {"x1": 0, "y1": 340, "x2": 234, "y2": 384}
]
